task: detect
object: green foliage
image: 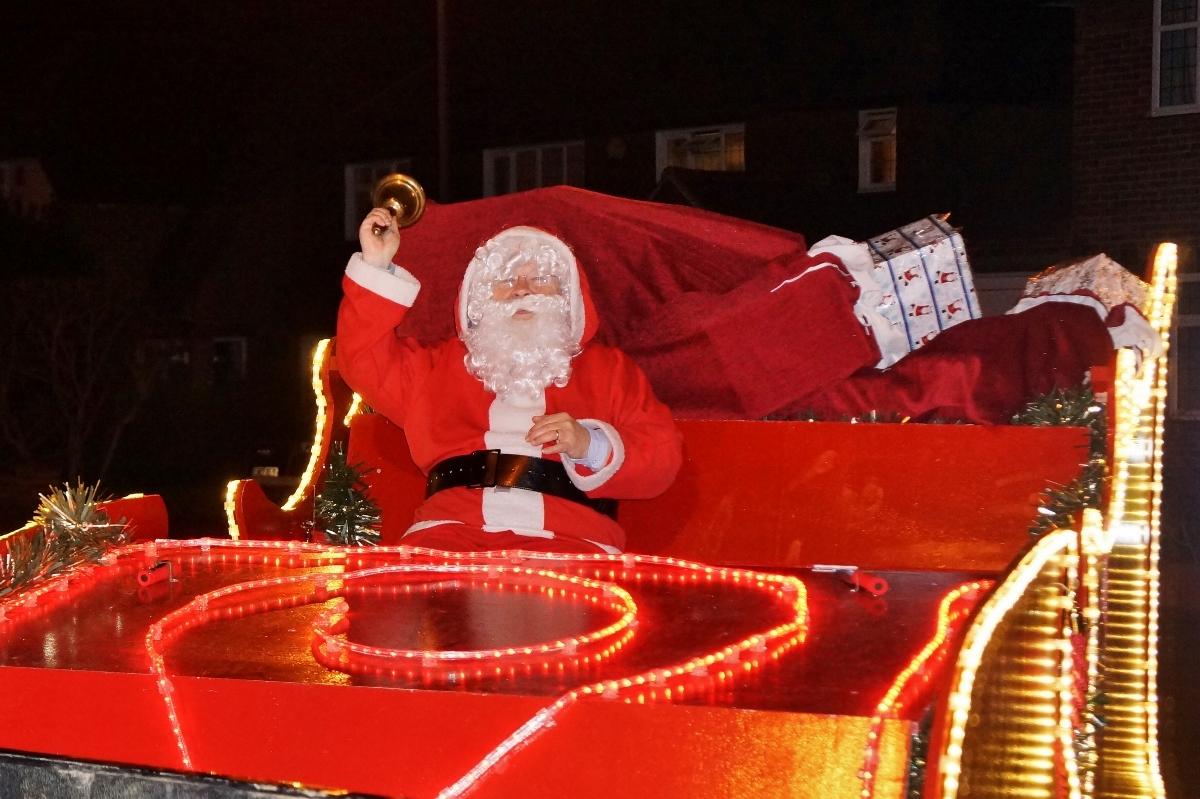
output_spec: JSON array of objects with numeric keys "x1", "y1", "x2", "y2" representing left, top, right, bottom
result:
[{"x1": 315, "y1": 443, "x2": 381, "y2": 547}]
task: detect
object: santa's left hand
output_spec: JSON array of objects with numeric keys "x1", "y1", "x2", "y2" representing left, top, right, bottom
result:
[{"x1": 527, "y1": 413, "x2": 589, "y2": 459}]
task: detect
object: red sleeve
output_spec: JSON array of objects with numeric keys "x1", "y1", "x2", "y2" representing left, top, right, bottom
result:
[
  {"x1": 563, "y1": 349, "x2": 683, "y2": 500},
  {"x1": 335, "y1": 272, "x2": 432, "y2": 429}
]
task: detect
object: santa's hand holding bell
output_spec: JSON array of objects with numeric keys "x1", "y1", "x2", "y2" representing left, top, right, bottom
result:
[{"x1": 359, "y1": 207, "x2": 400, "y2": 268}]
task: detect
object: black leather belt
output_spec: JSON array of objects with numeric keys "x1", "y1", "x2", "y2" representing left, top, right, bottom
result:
[{"x1": 426, "y1": 449, "x2": 617, "y2": 519}]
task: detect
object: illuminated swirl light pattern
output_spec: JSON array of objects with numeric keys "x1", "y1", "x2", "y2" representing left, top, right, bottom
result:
[
  {"x1": 126, "y1": 538, "x2": 808, "y2": 797},
  {"x1": 309, "y1": 566, "x2": 638, "y2": 681}
]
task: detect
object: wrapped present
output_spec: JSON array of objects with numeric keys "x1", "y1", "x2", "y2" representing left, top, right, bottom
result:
[
  {"x1": 864, "y1": 215, "x2": 982, "y2": 364},
  {"x1": 1009, "y1": 253, "x2": 1161, "y2": 360},
  {"x1": 1019, "y1": 253, "x2": 1147, "y2": 311}
]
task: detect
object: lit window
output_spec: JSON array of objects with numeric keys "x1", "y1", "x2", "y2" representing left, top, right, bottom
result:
[
  {"x1": 1154, "y1": 0, "x2": 1200, "y2": 114},
  {"x1": 1170, "y1": 273, "x2": 1200, "y2": 418},
  {"x1": 344, "y1": 158, "x2": 414, "y2": 240},
  {"x1": 654, "y1": 124, "x2": 745, "y2": 180},
  {"x1": 483, "y1": 141, "x2": 585, "y2": 197},
  {"x1": 858, "y1": 108, "x2": 897, "y2": 193}
]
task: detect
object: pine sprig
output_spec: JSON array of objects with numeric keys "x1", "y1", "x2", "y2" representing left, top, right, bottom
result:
[
  {"x1": 0, "y1": 481, "x2": 127, "y2": 596},
  {"x1": 315, "y1": 443, "x2": 382, "y2": 547},
  {"x1": 1013, "y1": 387, "x2": 1107, "y2": 538}
]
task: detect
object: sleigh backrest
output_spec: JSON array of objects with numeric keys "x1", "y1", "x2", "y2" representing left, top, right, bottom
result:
[{"x1": 272, "y1": 343, "x2": 1088, "y2": 573}]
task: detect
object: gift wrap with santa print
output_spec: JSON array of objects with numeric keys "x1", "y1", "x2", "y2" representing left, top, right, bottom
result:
[{"x1": 866, "y1": 215, "x2": 982, "y2": 357}]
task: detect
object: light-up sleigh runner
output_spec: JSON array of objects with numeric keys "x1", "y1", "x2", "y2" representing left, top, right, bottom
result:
[{"x1": 0, "y1": 186, "x2": 1177, "y2": 799}]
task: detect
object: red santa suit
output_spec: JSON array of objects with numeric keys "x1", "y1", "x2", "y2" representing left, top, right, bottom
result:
[{"x1": 336, "y1": 226, "x2": 683, "y2": 554}]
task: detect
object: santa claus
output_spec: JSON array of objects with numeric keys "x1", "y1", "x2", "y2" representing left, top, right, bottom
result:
[{"x1": 335, "y1": 206, "x2": 683, "y2": 553}]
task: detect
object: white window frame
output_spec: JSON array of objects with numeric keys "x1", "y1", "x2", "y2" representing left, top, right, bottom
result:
[
  {"x1": 654, "y1": 123, "x2": 745, "y2": 181},
  {"x1": 857, "y1": 108, "x2": 898, "y2": 193},
  {"x1": 483, "y1": 140, "x2": 585, "y2": 197},
  {"x1": 1170, "y1": 272, "x2": 1200, "y2": 419},
  {"x1": 344, "y1": 158, "x2": 413, "y2": 240},
  {"x1": 1153, "y1": 0, "x2": 1200, "y2": 115}
]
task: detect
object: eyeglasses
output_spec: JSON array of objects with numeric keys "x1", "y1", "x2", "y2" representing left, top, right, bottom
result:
[{"x1": 491, "y1": 274, "x2": 561, "y2": 295}]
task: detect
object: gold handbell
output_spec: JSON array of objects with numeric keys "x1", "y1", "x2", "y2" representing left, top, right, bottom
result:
[{"x1": 370, "y1": 173, "x2": 427, "y2": 235}]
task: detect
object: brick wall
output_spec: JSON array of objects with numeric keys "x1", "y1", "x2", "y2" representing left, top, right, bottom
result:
[{"x1": 1074, "y1": 0, "x2": 1200, "y2": 273}]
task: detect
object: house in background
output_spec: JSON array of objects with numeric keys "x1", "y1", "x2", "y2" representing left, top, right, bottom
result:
[
  {"x1": 1069, "y1": 1, "x2": 1200, "y2": 552},
  {"x1": 347, "y1": 2, "x2": 1075, "y2": 269},
  {"x1": 1074, "y1": 1, "x2": 1200, "y2": 423}
]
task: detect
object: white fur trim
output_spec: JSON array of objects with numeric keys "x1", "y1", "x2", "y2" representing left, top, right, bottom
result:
[
  {"x1": 457, "y1": 227, "x2": 586, "y2": 348},
  {"x1": 1107, "y1": 304, "x2": 1162, "y2": 360},
  {"x1": 402, "y1": 519, "x2": 464, "y2": 537},
  {"x1": 582, "y1": 538, "x2": 623, "y2": 555},
  {"x1": 481, "y1": 487, "x2": 546, "y2": 534},
  {"x1": 346, "y1": 253, "x2": 421, "y2": 306},
  {"x1": 480, "y1": 393, "x2": 547, "y2": 533},
  {"x1": 561, "y1": 418, "x2": 624, "y2": 492},
  {"x1": 1007, "y1": 292, "x2": 1109, "y2": 321}
]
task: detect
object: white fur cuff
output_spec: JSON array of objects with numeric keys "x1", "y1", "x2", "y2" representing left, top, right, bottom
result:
[
  {"x1": 346, "y1": 253, "x2": 421, "y2": 306},
  {"x1": 561, "y1": 419, "x2": 624, "y2": 491}
]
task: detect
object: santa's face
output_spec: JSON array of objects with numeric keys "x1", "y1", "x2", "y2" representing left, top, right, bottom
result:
[
  {"x1": 489, "y1": 260, "x2": 563, "y2": 320},
  {"x1": 461, "y1": 230, "x2": 580, "y2": 400}
]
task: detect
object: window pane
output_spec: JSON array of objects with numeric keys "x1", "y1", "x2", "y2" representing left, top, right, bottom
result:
[
  {"x1": 859, "y1": 115, "x2": 896, "y2": 137},
  {"x1": 1160, "y1": 28, "x2": 1198, "y2": 107},
  {"x1": 666, "y1": 136, "x2": 690, "y2": 169},
  {"x1": 870, "y1": 138, "x2": 897, "y2": 185},
  {"x1": 1162, "y1": 0, "x2": 1198, "y2": 25},
  {"x1": 687, "y1": 132, "x2": 724, "y2": 171},
  {"x1": 541, "y1": 146, "x2": 565, "y2": 185},
  {"x1": 515, "y1": 149, "x2": 537, "y2": 191},
  {"x1": 1174, "y1": 325, "x2": 1200, "y2": 414},
  {"x1": 493, "y1": 154, "x2": 511, "y2": 195},
  {"x1": 724, "y1": 130, "x2": 746, "y2": 171}
]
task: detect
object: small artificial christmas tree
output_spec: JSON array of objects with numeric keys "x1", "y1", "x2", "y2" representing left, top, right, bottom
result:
[{"x1": 315, "y1": 442, "x2": 382, "y2": 547}]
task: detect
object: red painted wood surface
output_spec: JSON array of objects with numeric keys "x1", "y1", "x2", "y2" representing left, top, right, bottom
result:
[
  {"x1": 341, "y1": 414, "x2": 1086, "y2": 572},
  {"x1": 0, "y1": 664, "x2": 912, "y2": 798},
  {"x1": 0, "y1": 547, "x2": 947, "y2": 798},
  {"x1": 624, "y1": 420, "x2": 1089, "y2": 572}
]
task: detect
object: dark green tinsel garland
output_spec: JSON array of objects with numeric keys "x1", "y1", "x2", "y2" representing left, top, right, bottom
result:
[
  {"x1": 906, "y1": 711, "x2": 931, "y2": 799},
  {"x1": 1012, "y1": 387, "x2": 1107, "y2": 538}
]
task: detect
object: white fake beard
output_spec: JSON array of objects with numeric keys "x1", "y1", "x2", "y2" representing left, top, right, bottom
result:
[{"x1": 463, "y1": 294, "x2": 576, "y2": 401}]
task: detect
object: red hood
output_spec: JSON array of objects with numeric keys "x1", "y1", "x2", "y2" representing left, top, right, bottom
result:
[{"x1": 453, "y1": 225, "x2": 600, "y2": 349}]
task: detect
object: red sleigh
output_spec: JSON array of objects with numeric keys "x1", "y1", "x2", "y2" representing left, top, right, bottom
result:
[{"x1": 0, "y1": 210, "x2": 1176, "y2": 799}]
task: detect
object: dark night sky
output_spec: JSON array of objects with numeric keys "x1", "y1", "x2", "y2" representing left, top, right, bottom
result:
[
  {"x1": 2, "y1": 1, "x2": 438, "y2": 200},
  {"x1": 2, "y1": 1, "x2": 1072, "y2": 203}
]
